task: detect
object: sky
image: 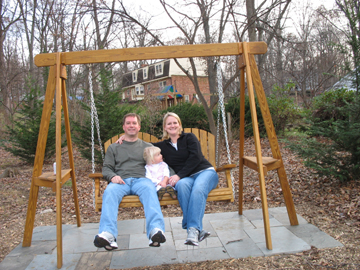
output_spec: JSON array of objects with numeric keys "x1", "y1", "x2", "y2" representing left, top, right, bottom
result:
[{"x1": 120, "y1": 0, "x2": 340, "y2": 42}]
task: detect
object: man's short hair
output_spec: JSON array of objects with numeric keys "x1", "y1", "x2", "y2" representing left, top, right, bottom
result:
[{"x1": 122, "y1": 113, "x2": 141, "y2": 125}]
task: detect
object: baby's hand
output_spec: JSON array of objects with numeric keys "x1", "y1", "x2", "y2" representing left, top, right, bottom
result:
[{"x1": 159, "y1": 180, "x2": 167, "y2": 188}]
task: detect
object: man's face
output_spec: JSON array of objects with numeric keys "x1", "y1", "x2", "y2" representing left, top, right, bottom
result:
[{"x1": 123, "y1": 116, "x2": 141, "y2": 136}]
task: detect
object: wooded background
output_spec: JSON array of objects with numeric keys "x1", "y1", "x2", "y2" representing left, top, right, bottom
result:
[{"x1": 0, "y1": 0, "x2": 358, "y2": 137}]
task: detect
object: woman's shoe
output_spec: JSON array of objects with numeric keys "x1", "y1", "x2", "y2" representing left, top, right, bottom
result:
[
  {"x1": 157, "y1": 187, "x2": 166, "y2": 200},
  {"x1": 165, "y1": 186, "x2": 177, "y2": 199}
]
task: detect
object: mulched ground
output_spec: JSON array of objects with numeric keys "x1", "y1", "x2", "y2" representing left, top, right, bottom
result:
[{"x1": 0, "y1": 138, "x2": 359, "y2": 269}]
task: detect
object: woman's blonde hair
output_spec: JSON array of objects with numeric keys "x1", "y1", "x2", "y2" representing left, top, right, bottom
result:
[
  {"x1": 162, "y1": 112, "x2": 183, "y2": 140},
  {"x1": 143, "y1": 146, "x2": 161, "y2": 164}
]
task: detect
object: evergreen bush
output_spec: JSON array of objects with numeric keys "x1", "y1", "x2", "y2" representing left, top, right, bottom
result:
[
  {"x1": 225, "y1": 95, "x2": 265, "y2": 137},
  {"x1": 71, "y1": 68, "x2": 145, "y2": 165},
  {"x1": 2, "y1": 88, "x2": 60, "y2": 164},
  {"x1": 158, "y1": 102, "x2": 211, "y2": 136},
  {"x1": 286, "y1": 90, "x2": 360, "y2": 182},
  {"x1": 267, "y1": 82, "x2": 302, "y2": 135}
]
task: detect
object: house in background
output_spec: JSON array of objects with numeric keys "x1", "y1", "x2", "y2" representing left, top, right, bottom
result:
[{"x1": 121, "y1": 58, "x2": 210, "y2": 108}]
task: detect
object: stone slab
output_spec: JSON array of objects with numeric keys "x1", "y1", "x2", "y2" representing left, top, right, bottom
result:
[
  {"x1": 176, "y1": 246, "x2": 230, "y2": 263},
  {"x1": 110, "y1": 245, "x2": 178, "y2": 269},
  {"x1": 117, "y1": 219, "x2": 145, "y2": 235},
  {"x1": 245, "y1": 226, "x2": 311, "y2": 255},
  {"x1": 25, "y1": 254, "x2": 82, "y2": 270},
  {"x1": 286, "y1": 223, "x2": 344, "y2": 249}
]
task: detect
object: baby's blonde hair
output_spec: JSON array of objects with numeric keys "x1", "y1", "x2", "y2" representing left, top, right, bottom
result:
[{"x1": 143, "y1": 146, "x2": 161, "y2": 164}]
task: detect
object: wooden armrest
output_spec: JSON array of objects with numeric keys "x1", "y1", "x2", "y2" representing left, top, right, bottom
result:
[
  {"x1": 216, "y1": 164, "x2": 237, "y2": 172},
  {"x1": 88, "y1": 172, "x2": 104, "y2": 179}
]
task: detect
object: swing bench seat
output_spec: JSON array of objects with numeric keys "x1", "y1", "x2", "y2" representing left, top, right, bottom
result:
[{"x1": 89, "y1": 128, "x2": 236, "y2": 212}]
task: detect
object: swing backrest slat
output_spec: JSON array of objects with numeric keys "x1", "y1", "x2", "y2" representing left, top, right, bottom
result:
[{"x1": 103, "y1": 129, "x2": 215, "y2": 168}]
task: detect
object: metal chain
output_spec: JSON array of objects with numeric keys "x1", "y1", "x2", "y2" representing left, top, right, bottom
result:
[
  {"x1": 88, "y1": 65, "x2": 104, "y2": 209},
  {"x1": 216, "y1": 63, "x2": 235, "y2": 196}
]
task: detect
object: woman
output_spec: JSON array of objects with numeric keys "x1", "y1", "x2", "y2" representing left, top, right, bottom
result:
[{"x1": 154, "y1": 112, "x2": 219, "y2": 246}]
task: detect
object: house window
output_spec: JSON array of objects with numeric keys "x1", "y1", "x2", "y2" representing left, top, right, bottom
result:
[
  {"x1": 155, "y1": 63, "x2": 163, "y2": 76},
  {"x1": 143, "y1": 68, "x2": 148, "y2": 79},
  {"x1": 159, "y1": 81, "x2": 166, "y2": 89},
  {"x1": 135, "y1": 84, "x2": 144, "y2": 95},
  {"x1": 132, "y1": 71, "x2": 137, "y2": 82},
  {"x1": 184, "y1": 95, "x2": 190, "y2": 102}
]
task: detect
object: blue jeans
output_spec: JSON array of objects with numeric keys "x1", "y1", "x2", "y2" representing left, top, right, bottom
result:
[
  {"x1": 175, "y1": 169, "x2": 218, "y2": 231},
  {"x1": 99, "y1": 177, "x2": 165, "y2": 239}
]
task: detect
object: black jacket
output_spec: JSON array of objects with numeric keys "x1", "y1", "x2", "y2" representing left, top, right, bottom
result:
[{"x1": 154, "y1": 132, "x2": 212, "y2": 179}]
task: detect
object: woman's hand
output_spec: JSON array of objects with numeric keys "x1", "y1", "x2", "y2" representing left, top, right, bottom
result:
[
  {"x1": 169, "y1": 174, "x2": 180, "y2": 187},
  {"x1": 115, "y1": 135, "x2": 126, "y2": 144}
]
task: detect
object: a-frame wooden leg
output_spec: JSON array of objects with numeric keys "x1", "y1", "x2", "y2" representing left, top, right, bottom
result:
[
  {"x1": 243, "y1": 43, "x2": 272, "y2": 250},
  {"x1": 61, "y1": 70, "x2": 81, "y2": 227},
  {"x1": 248, "y1": 54, "x2": 299, "y2": 226},
  {"x1": 55, "y1": 52, "x2": 63, "y2": 268},
  {"x1": 23, "y1": 66, "x2": 57, "y2": 247},
  {"x1": 238, "y1": 56, "x2": 246, "y2": 215}
]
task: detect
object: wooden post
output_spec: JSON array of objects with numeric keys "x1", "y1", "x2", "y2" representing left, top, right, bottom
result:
[
  {"x1": 243, "y1": 42, "x2": 272, "y2": 250},
  {"x1": 23, "y1": 66, "x2": 57, "y2": 247},
  {"x1": 55, "y1": 52, "x2": 63, "y2": 268},
  {"x1": 61, "y1": 69, "x2": 81, "y2": 228},
  {"x1": 238, "y1": 55, "x2": 246, "y2": 215},
  {"x1": 248, "y1": 54, "x2": 298, "y2": 226}
]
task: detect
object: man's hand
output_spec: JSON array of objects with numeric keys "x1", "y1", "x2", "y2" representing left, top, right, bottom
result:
[{"x1": 111, "y1": 175, "x2": 125, "y2": 184}]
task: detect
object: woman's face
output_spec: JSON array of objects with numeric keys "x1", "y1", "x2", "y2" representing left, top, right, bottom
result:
[{"x1": 164, "y1": 116, "x2": 181, "y2": 137}]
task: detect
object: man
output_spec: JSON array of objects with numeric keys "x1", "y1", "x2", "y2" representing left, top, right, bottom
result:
[{"x1": 94, "y1": 113, "x2": 166, "y2": 250}]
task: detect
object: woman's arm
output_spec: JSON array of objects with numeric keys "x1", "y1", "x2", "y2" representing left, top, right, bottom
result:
[{"x1": 175, "y1": 133, "x2": 203, "y2": 178}]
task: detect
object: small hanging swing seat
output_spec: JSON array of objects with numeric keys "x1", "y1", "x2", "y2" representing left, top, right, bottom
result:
[{"x1": 88, "y1": 128, "x2": 236, "y2": 212}]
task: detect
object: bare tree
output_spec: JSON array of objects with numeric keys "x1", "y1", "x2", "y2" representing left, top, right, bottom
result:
[
  {"x1": 335, "y1": 0, "x2": 360, "y2": 93},
  {"x1": 0, "y1": 0, "x2": 22, "y2": 125}
]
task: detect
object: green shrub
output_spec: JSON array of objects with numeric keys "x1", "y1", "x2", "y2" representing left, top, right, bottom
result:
[
  {"x1": 267, "y1": 82, "x2": 302, "y2": 135},
  {"x1": 286, "y1": 92, "x2": 360, "y2": 182},
  {"x1": 2, "y1": 88, "x2": 60, "y2": 164},
  {"x1": 157, "y1": 102, "x2": 211, "y2": 135},
  {"x1": 225, "y1": 95, "x2": 265, "y2": 137},
  {"x1": 306, "y1": 88, "x2": 356, "y2": 136},
  {"x1": 71, "y1": 90, "x2": 142, "y2": 165}
]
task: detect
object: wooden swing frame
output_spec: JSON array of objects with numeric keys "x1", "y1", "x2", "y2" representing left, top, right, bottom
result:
[{"x1": 23, "y1": 42, "x2": 298, "y2": 269}]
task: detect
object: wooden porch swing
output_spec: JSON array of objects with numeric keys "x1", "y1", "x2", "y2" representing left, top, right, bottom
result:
[{"x1": 23, "y1": 42, "x2": 298, "y2": 269}]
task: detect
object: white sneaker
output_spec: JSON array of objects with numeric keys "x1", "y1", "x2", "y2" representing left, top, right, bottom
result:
[
  {"x1": 94, "y1": 231, "x2": 118, "y2": 251},
  {"x1": 149, "y1": 228, "x2": 166, "y2": 247},
  {"x1": 184, "y1": 227, "x2": 199, "y2": 246},
  {"x1": 199, "y1": 230, "x2": 211, "y2": 242}
]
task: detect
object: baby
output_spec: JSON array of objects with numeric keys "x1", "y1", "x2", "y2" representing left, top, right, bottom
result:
[{"x1": 143, "y1": 146, "x2": 177, "y2": 200}]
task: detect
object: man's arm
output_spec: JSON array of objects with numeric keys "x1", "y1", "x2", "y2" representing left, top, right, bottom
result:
[{"x1": 102, "y1": 145, "x2": 122, "y2": 183}]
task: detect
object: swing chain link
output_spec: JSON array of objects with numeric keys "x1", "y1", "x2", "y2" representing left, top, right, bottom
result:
[
  {"x1": 89, "y1": 65, "x2": 105, "y2": 209},
  {"x1": 216, "y1": 63, "x2": 235, "y2": 197}
]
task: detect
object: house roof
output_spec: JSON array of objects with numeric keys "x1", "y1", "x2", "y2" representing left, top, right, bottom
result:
[
  {"x1": 330, "y1": 69, "x2": 358, "y2": 91},
  {"x1": 122, "y1": 60, "x2": 170, "y2": 88}
]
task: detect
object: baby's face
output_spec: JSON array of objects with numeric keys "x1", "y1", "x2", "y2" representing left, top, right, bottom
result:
[{"x1": 153, "y1": 152, "x2": 163, "y2": 164}]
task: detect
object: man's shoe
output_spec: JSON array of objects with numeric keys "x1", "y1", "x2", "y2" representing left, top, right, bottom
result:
[
  {"x1": 165, "y1": 186, "x2": 177, "y2": 199},
  {"x1": 157, "y1": 187, "x2": 166, "y2": 200},
  {"x1": 199, "y1": 230, "x2": 210, "y2": 242},
  {"x1": 149, "y1": 228, "x2": 166, "y2": 247},
  {"x1": 184, "y1": 227, "x2": 199, "y2": 246},
  {"x1": 94, "y1": 231, "x2": 118, "y2": 251}
]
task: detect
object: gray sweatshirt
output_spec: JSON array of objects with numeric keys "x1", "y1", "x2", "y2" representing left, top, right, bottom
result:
[{"x1": 102, "y1": 139, "x2": 152, "y2": 183}]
